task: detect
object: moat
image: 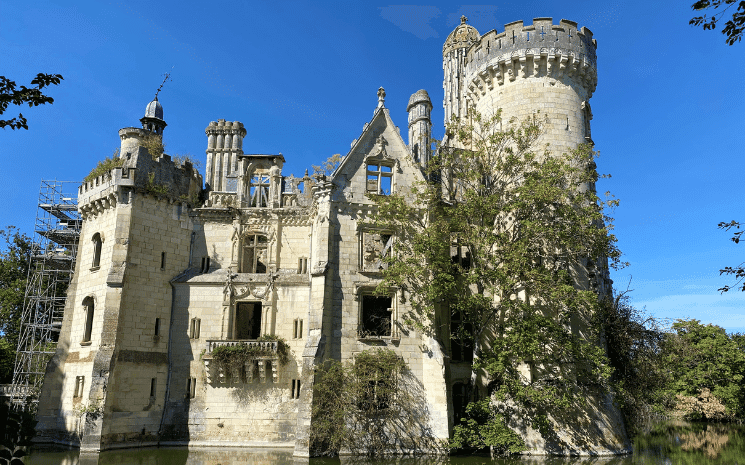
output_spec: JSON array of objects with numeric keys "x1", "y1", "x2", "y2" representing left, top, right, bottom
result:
[{"x1": 25, "y1": 422, "x2": 745, "y2": 465}]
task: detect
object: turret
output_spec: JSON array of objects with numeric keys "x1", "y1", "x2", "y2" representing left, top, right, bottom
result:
[
  {"x1": 407, "y1": 89, "x2": 433, "y2": 166},
  {"x1": 140, "y1": 97, "x2": 167, "y2": 135},
  {"x1": 204, "y1": 120, "x2": 246, "y2": 192},
  {"x1": 442, "y1": 16, "x2": 480, "y2": 126}
]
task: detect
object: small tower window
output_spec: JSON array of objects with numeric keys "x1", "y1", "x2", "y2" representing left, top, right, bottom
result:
[
  {"x1": 91, "y1": 233, "x2": 102, "y2": 269},
  {"x1": 82, "y1": 297, "x2": 94, "y2": 343}
]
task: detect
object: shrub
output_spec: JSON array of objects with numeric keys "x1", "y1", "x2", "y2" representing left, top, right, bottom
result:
[{"x1": 83, "y1": 149, "x2": 123, "y2": 183}]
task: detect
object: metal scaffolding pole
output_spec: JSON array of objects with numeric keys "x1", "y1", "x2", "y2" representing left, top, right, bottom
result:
[{"x1": 9, "y1": 180, "x2": 80, "y2": 407}]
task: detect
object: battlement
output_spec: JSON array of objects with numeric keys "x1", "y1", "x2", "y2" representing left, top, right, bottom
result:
[{"x1": 462, "y1": 18, "x2": 598, "y2": 103}]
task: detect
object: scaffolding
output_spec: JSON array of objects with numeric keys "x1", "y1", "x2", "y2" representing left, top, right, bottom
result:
[{"x1": 9, "y1": 180, "x2": 80, "y2": 407}]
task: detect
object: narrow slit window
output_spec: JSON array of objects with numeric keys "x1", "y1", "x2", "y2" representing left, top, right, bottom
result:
[
  {"x1": 187, "y1": 377, "x2": 196, "y2": 399},
  {"x1": 91, "y1": 233, "x2": 102, "y2": 269},
  {"x1": 74, "y1": 376, "x2": 85, "y2": 398},
  {"x1": 150, "y1": 378, "x2": 157, "y2": 398},
  {"x1": 82, "y1": 297, "x2": 94, "y2": 343},
  {"x1": 154, "y1": 318, "x2": 161, "y2": 336},
  {"x1": 190, "y1": 318, "x2": 201, "y2": 339},
  {"x1": 201, "y1": 256, "x2": 210, "y2": 273},
  {"x1": 160, "y1": 251, "x2": 166, "y2": 270}
]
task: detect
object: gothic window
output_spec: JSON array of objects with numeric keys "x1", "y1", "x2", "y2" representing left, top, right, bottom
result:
[
  {"x1": 366, "y1": 163, "x2": 393, "y2": 195},
  {"x1": 359, "y1": 294, "x2": 392, "y2": 338},
  {"x1": 240, "y1": 234, "x2": 268, "y2": 273},
  {"x1": 249, "y1": 174, "x2": 270, "y2": 207},
  {"x1": 359, "y1": 231, "x2": 393, "y2": 272},
  {"x1": 91, "y1": 233, "x2": 102, "y2": 269},
  {"x1": 82, "y1": 297, "x2": 94, "y2": 344},
  {"x1": 233, "y1": 302, "x2": 262, "y2": 340}
]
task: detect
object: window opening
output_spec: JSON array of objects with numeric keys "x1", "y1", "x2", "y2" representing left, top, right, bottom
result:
[
  {"x1": 190, "y1": 318, "x2": 201, "y2": 339},
  {"x1": 154, "y1": 318, "x2": 161, "y2": 336},
  {"x1": 241, "y1": 234, "x2": 268, "y2": 273},
  {"x1": 234, "y1": 302, "x2": 262, "y2": 339},
  {"x1": 160, "y1": 251, "x2": 166, "y2": 270},
  {"x1": 366, "y1": 163, "x2": 393, "y2": 195},
  {"x1": 297, "y1": 257, "x2": 308, "y2": 274},
  {"x1": 82, "y1": 297, "x2": 94, "y2": 343},
  {"x1": 150, "y1": 378, "x2": 157, "y2": 398},
  {"x1": 187, "y1": 377, "x2": 196, "y2": 399},
  {"x1": 453, "y1": 382, "x2": 471, "y2": 424},
  {"x1": 361, "y1": 231, "x2": 393, "y2": 272},
  {"x1": 249, "y1": 174, "x2": 271, "y2": 207},
  {"x1": 201, "y1": 256, "x2": 210, "y2": 273},
  {"x1": 91, "y1": 233, "x2": 102, "y2": 269},
  {"x1": 74, "y1": 376, "x2": 85, "y2": 398},
  {"x1": 291, "y1": 379, "x2": 301, "y2": 399},
  {"x1": 360, "y1": 295, "x2": 392, "y2": 337},
  {"x1": 293, "y1": 318, "x2": 304, "y2": 339}
]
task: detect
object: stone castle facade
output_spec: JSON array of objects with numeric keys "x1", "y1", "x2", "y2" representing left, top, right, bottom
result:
[{"x1": 36, "y1": 17, "x2": 627, "y2": 455}]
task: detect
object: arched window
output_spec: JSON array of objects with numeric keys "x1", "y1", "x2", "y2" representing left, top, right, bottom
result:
[
  {"x1": 82, "y1": 297, "x2": 94, "y2": 343},
  {"x1": 91, "y1": 233, "x2": 102, "y2": 269},
  {"x1": 240, "y1": 233, "x2": 268, "y2": 273}
]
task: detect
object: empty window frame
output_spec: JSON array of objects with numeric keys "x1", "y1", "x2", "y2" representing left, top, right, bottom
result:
[
  {"x1": 190, "y1": 318, "x2": 201, "y2": 339},
  {"x1": 241, "y1": 234, "x2": 268, "y2": 273},
  {"x1": 82, "y1": 297, "x2": 94, "y2": 343},
  {"x1": 249, "y1": 174, "x2": 271, "y2": 207},
  {"x1": 186, "y1": 377, "x2": 197, "y2": 399},
  {"x1": 74, "y1": 376, "x2": 85, "y2": 398},
  {"x1": 293, "y1": 318, "x2": 304, "y2": 339},
  {"x1": 91, "y1": 233, "x2": 102, "y2": 269},
  {"x1": 233, "y1": 302, "x2": 262, "y2": 340},
  {"x1": 360, "y1": 231, "x2": 393, "y2": 272},
  {"x1": 297, "y1": 257, "x2": 308, "y2": 274},
  {"x1": 200, "y1": 256, "x2": 211, "y2": 273},
  {"x1": 366, "y1": 163, "x2": 393, "y2": 195},
  {"x1": 359, "y1": 295, "x2": 392, "y2": 338},
  {"x1": 291, "y1": 379, "x2": 301, "y2": 399}
]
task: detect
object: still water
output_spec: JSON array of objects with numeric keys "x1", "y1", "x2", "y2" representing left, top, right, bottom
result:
[{"x1": 26, "y1": 422, "x2": 745, "y2": 465}]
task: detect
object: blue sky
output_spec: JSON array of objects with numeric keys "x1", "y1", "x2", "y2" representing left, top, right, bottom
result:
[{"x1": 1, "y1": 0, "x2": 743, "y2": 333}]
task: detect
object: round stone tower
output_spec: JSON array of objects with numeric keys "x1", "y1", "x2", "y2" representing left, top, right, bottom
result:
[
  {"x1": 444, "y1": 17, "x2": 597, "y2": 155},
  {"x1": 407, "y1": 89, "x2": 433, "y2": 166}
]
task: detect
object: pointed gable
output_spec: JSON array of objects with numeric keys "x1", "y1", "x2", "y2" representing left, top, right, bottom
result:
[{"x1": 331, "y1": 95, "x2": 425, "y2": 206}]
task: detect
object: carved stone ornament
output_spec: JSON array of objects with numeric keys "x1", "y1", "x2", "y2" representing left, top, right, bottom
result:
[{"x1": 370, "y1": 135, "x2": 388, "y2": 159}]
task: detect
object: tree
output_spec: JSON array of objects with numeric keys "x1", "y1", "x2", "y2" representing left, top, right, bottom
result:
[
  {"x1": 595, "y1": 289, "x2": 672, "y2": 432},
  {"x1": 370, "y1": 110, "x2": 622, "y2": 450},
  {"x1": 0, "y1": 73, "x2": 63, "y2": 130},
  {"x1": 312, "y1": 153, "x2": 344, "y2": 177},
  {"x1": 718, "y1": 220, "x2": 744, "y2": 292},
  {"x1": 662, "y1": 320, "x2": 745, "y2": 419},
  {"x1": 690, "y1": 0, "x2": 745, "y2": 45},
  {"x1": 0, "y1": 227, "x2": 32, "y2": 383}
]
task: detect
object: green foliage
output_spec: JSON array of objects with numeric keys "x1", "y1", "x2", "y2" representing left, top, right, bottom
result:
[
  {"x1": 312, "y1": 153, "x2": 344, "y2": 177},
  {"x1": 690, "y1": 0, "x2": 745, "y2": 45},
  {"x1": 595, "y1": 291, "x2": 673, "y2": 433},
  {"x1": 368, "y1": 109, "x2": 622, "y2": 447},
  {"x1": 0, "y1": 227, "x2": 32, "y2": 383},
  {"x1": 83, "y1": 149, "x2": 123, "y2": 183},
  {"x1": 0, "y1": 73, "x2": 63, "y2": 130},
  {"x1": 662, "y1": 319, "x2": 745, "y2": 419},
  {"x1": 173, "y1": 153, "x2": 202, "y2": 171},
  {"x1": 210, "y1": 335, "x2": 290, "y2": 375},
  {"x1": 141, "y1": 134, "x2": 165, "y2": 160},
  {"x1": 718, "y1": 220, "x2": 744, "y2": 292},
  {"x1": 0, "y1": 401, "x2": 37, "y2": 465},
  {"x1": 311, "y1": 348, "x2": 424, "y2": 457},
  {"x1": 450, "y1": 399, "x2": 525, "y2": 454},
  {"x1": 145, "y1": 172, "x2": 170, "y2": 197}
]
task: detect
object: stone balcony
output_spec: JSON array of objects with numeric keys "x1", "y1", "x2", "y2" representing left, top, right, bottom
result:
[{"x1": 202, "y1": 340, "x2": 279, "y2": 384}]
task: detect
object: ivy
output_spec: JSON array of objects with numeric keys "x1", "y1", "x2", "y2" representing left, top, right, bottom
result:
[{"x1": 210, "y1": 335, "x2": 290, "y2": 376}]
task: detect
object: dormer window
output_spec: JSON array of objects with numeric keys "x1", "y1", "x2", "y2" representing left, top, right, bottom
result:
[{"x1": 366, "y1": 163, "x2": 393, "y2": 195}]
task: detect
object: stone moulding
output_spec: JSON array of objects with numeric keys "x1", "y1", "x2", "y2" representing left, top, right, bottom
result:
[{"x1": 203, "y1": 340, "x2": 279, "y2": 385}]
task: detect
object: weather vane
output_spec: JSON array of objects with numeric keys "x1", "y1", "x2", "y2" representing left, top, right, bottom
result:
[{"x1": 154, "y1": 68, "x2": 173, "y2": 100}]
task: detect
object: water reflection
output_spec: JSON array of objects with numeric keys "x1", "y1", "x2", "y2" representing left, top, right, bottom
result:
[{"x1": 25, "y1": 423, "x2": 745, "y2": 465}]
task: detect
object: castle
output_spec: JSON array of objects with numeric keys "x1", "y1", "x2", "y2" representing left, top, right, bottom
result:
[{"x1": 35, "y1": 17, "x2": 627, "y2": 455}]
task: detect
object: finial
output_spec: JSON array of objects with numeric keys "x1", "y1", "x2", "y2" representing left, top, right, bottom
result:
[
  {"x1": 377, "y1": 87, "x2": 386, "y2": 109},
  {"x1": 460, "y1": 15, "x2": 468, "y2": 24},
  {"x1": 154, "y1": 69, "x2": 173, "y2": 100}
]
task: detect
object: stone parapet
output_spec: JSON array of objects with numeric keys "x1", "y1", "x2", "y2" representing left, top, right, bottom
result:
[{"x1": 78, "y1": 167, "x2": 135, "y2": 219}]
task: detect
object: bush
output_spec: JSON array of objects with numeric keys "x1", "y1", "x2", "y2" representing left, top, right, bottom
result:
[{"x1": 83, "y1": 149, "x2": 123, "y2": 183}]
